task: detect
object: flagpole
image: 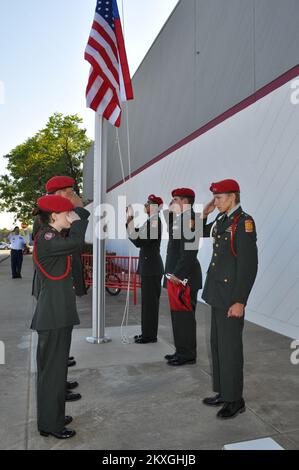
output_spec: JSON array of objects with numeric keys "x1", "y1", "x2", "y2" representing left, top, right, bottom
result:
[{"x1": 86, "y1": 114, "x2": 111, "y2": 344}]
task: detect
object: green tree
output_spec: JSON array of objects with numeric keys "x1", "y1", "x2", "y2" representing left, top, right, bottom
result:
[{"x1": 0, "y1": 113, "x2": 92, "y2": 222}]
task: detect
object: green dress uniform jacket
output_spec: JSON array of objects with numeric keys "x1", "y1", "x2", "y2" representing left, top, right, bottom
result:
[
  {"x1": 127, "y1": 215, "x2": 164, "y2": 276},
  {"x1": 163, "y1": 209, "x2": 202, "y2": 290},
  {"x1": 202, "y1": 206, "x2": 258, "y2": 309},
  {"x1": 31, "y1": 207, "x2": 90, "y2": 331},
  {"x1": 32, "y1": 208, "x2": 87, "y2": 299}
]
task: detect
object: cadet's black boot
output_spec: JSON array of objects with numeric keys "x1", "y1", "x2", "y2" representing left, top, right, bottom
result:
[
  {"x1": 40, "y1": 427, "x2": 76, "y2": 439},
  {"x1": 217, "y1": 399, "x2": 246, "y2": 419},
  {"x1": 134, "y1": 334, "x2": 142, "y2": 340},
  {"x1": 65, "y1": 390, "x2": 81, "y2": 402},
  {"x1": 68, "y1": 358, "x2": 76, "y2": 367},
  {"x1": 65, "y1": 416, "x2": 73, "y2": 425},
  {"x1": 164, "y1": 353, "x2": 177, "y2": 361},
  {"x1": 135, "y1": 336, "x2": 157, "y2": 344},
  {"x1": 202, "y1": 394, "x2": 225, "y2": 407},
  {"x1": 66, "y1": 380, "x2": 79, "y2": 390},
  {"x1": 167, "y1": 357, "x2": 196, "y2": 366}
]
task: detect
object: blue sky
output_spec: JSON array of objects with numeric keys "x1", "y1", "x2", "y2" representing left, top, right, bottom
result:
[{"x1": 0, "y1": 0, "x2": 179, "y2": 227}]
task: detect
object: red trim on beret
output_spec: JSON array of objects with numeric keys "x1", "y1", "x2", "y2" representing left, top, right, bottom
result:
[
  {"x1": 171, "y1": 188, "x2": 195, "y2": 198},
  {"x1": 148, "y1": 194, "x2": 164, "y2": 206},
  {"x1": 37, "y1": 195, "x2": 75, "y2": 213},
  {"x1": 45, "y1": 176, "x2": 75, "y2": 193},
  {"x1": 210, "y1": 179, "x2": 240, "y2": 194}
]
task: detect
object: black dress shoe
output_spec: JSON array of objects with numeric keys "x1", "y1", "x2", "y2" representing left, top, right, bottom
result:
[
  {"x1": 68, "y1": 356, "x2": 75, "y2": 361},
  {"x1": 67, "y1": 380, "x2": 79, "y2": 390},
  {"x1": 167, "y1": 357, "x2": 196, "y2": 366},
  {"x1": 135, "y1": 337, "x2": 157, "y2": 344},
  {"x1": 65, "y1": 416, "x2": 73, "y2": 425},
  {"x1": 202, "y1": 394, "x2": 225, "y2": 407},
  {"x1": 217, "y1": 399, "x2": 246, "y2": 419},
  {"x1": 68, "y1": 359, "x2": 76, "y2": 367},
  {"x1": 65, "y1": 391, "x2": 82, "y2": 402},
  {"x1": 164, "y1": 353, "x2": 177, "y2": 361},
  {"x1": 134, "y1": 334, "x2": 142, "y2": 340},
  {"x1": 40, "y1": 427, "x2": 76, "y2": 439}
]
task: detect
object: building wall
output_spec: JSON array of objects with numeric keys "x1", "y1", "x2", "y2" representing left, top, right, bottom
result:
[{"x1": 105, "y1": 0, "x2": 299, "y2": 191}]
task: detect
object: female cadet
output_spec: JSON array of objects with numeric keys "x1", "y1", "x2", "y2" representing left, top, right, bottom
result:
[{"x1": 31, "y1": 194, "x2": 89, "y2": 439}]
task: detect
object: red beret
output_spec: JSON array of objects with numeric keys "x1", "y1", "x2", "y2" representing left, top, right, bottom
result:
[
  {"x1": 37, "y1": 195, "x2": 74, "y2": 213},
  {"x1": 210, "y1": 179, "x2": 240, "y2": 194},
  {"x1": 172, "y1": 188, "x2": 195, "y2": 198},
  {"x1": 45, "y1": 176, "x2": 75, "y2": 193},
  {"x1": 148, "y1": 194, "x2": 163, "y2": 206}
]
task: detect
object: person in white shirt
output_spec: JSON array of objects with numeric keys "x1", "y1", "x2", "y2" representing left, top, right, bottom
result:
[{"x1": 8, "y1": 227, "x2": 26, "y2": 278}]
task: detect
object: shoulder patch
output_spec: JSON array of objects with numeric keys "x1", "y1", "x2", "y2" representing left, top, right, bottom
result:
[
  {"x1": 44, "y1": 232, "x2": 55, "y2": 241},
  {"x1": 245, "y1": 219, "x2": 254, "y2": 233}
]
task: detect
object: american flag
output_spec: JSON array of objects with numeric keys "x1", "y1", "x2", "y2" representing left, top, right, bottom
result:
[{"x1": 85, "y1": 0, "x2": 134, "y2": 127}]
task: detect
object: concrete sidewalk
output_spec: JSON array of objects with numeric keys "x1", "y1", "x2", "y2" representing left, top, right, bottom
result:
[{"x1": 1, "y1": 255, "x2": 299, "y2": 450}]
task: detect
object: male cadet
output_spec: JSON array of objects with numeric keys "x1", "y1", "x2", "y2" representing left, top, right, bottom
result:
[
  {"x1": 8, "y1": 226, "x2": 26, "y2": 278},
  {"x1": 126, "y1": 194, "x2": 164, "y2": 343},
  {"x1": 32, "y1": 176, "x2": 84, "y2": 400},
  {"x1": 163, "y1": 188, "x2": 202, "y2": 366},
  {"x1": 201, "y1": 179, "x2": 258, "y2": 419}
]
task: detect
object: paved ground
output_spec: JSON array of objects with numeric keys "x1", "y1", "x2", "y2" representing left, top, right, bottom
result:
[{"x1": 1, "y1": 255, "x2": 299, "y2": 450}]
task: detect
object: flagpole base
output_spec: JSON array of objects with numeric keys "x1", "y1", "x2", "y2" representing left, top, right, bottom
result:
[{"x1": 86, "y1": 336, "x2": 112, "y2": 344}]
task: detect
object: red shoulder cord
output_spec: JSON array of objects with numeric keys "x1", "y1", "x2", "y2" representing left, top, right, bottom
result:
[
  {"x1": 33, "y1": 226, "x2": 71, "y2": 281},
  {"x1": 230, "y1": 213, "x2": 242, "y2": 257}
]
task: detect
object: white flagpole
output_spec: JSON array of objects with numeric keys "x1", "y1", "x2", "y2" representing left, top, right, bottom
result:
[{"x1": 86, "y1": 114, "x2": 111, "y2": 344}]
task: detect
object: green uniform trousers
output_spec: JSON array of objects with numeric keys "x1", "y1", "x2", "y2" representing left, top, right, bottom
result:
[
  {"x1": 171, "y1": 289, "x2": 198, "y2": 361},
  {"x1": 141, "y1": 275, "x2": 162, "y2": 339},
  {"x1": 36, "y1": 326, "x2": 73, "y2": 433},
  {"x1": 211, "y1": 307, "x2": 244, "y2": 402}
]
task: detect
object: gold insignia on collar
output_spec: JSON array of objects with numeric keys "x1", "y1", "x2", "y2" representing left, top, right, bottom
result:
[{"x1": 245, "y1": 219, "x2": 254, "y2": 233}]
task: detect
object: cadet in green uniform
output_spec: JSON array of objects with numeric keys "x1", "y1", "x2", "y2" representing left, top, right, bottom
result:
[
  {"x1": 31, "y1": 194, "x2": 89, "y2": 439},
  {"x1": 126, "y1": 194, "x2": 164, "y2": 343},
  {"x1": 164, "y1": 188, "x2": 202, "y2": 366},
  {"x1": 201, "y1": 179, "x2": 258, "y2": 419}
]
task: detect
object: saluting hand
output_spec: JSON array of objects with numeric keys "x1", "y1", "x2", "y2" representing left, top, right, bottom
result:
[
  {"x1": 68, "y1": 193, "x2": 84, "y2": 208},
  {"x1": 66, "y1": 211, "x2": 81, "y2": 224},
  {"x1": 202, "y1": 198, "x2": 216, "y2": 219},
  {"x1": 227, "y1": 303, "x2": 245, "y2": 318}
]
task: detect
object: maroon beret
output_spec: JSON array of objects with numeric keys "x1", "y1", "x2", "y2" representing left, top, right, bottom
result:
[
  {"x1": 172, "y1": 188, "x2": 195, "y2": 198},
  {"x1": 45, "y1": 176, "x2": 75, "y2": 193},
  {"x1": 210, "y1": 179, "x2": 240, "y2": 194},
  {"x1": 148, "y1": 194, "x2": 163, "y2": 206},
  {"x1": 37, "y1": 195, "x2": 74, "y2": 213}
]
